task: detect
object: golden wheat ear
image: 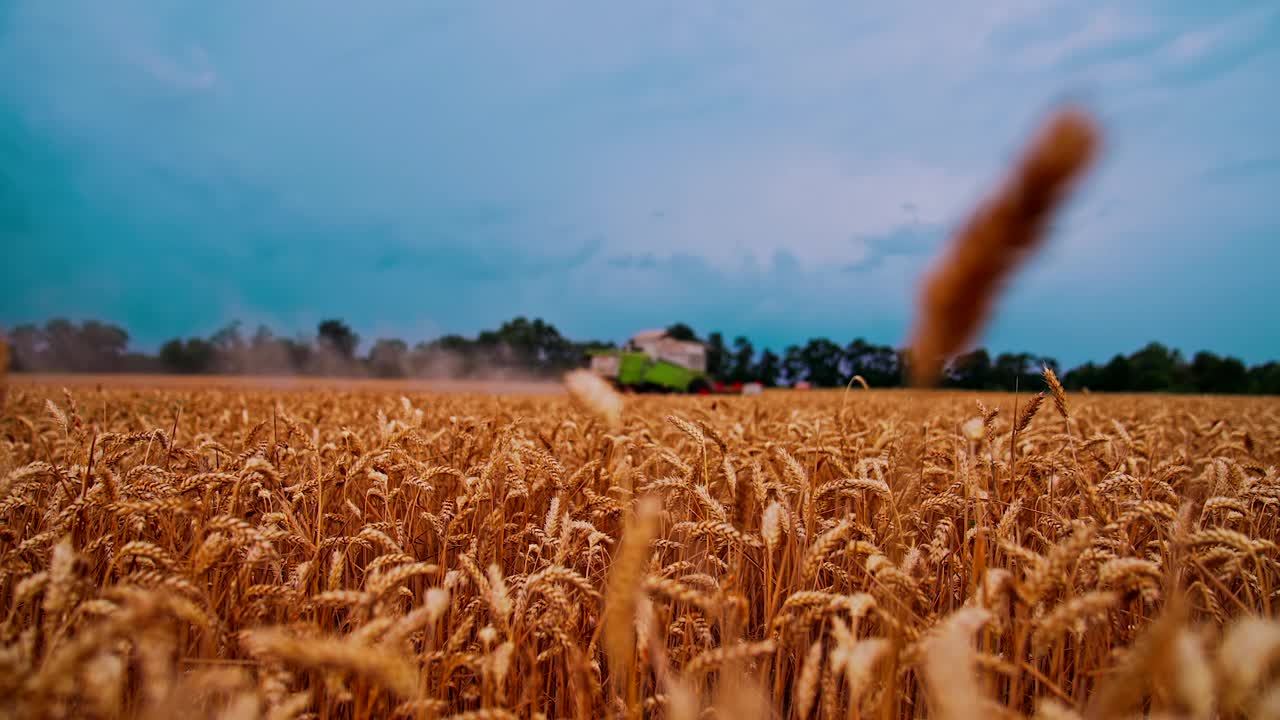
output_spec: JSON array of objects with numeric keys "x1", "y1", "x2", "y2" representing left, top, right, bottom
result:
[{"x1": 909, "y1": 107, "x2": 1100, "y2": 387}]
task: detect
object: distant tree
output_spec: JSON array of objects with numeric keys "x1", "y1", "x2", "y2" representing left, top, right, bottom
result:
[
  {"x1": 317, "y1": 319, "x2": 359, "y2": 359},
  {"x1": 118, "y1": 352, "x2": 161, "y2": 373},
  {"x1": 26, "y1": 318, "x2": 130, "y2": 372},
  {"x1": 243, "y1": 325, "x2": 292, "y2": 375},
  {"x1": 210, "y1": 322, "x2": 244, "y2": 354},
  {"x1": 158, "y1": 340, "x2": 184, "y2": 372},
  {"x1": 473, "y1": 316, "x2": 578, "y2": 374},
  {"x1": 665, "y1": 323, "x2": 699, "y2": 342},
  {"x1": 729, "y1": 336, "x2": 755, "y2": 383},
  {"x1": 844, "y1": 339, "x2": 902, "y2": 388},
  {"x1": 159, "y1": 338, "x2": 215, "y2": 374},
  {"x1": 43, "y1": 318, "x2": 78, "y2": 371},
  {"x1": 992, "y1": 352, "x2": 1037, "y2": 390},
  {"x1": 1249, "y1": 362, "x2": 1280, "y2": 395},
  {"x1": 1098, "y1": 354, "x2": 1133, "y2": 392},
  {"x1": 282, "y1": 337, "x2": 312, "y2": 373},
  {"x1": 844, "y1": 339, "x2": 873, "y2": 384},
  {"x1": 1063, "y1": 362, "x2": 1091, "y2": 390},
  {"x1": 9, "y1": 313, "x2": 1280, "y2": 395},
  {"x1": 251, "y1": 325, "x2": 274, "y2": 348},
  {"x1": 1217, "y1": 355, "x2": 1248, "y2": 394},
  {"x1": 571, "y1": 339, "x2": 617, "y2": 372},
  {"x1": 799, "y1": 338, "x2": 845, "y2": 387},
  {"x1": 946, "y1": 348, "x2": 992, "y2": 389},
  {"x1": 368, "y1": 339, "x2": 409, "y2": 378},
  {"x1": 706, "y1": 332, "x2": 727, "y2": 378},
  {"x1": 577, "y1": 339, "x2": 617, "y2": 355},
  {"x1": 781, "y1": 345, "x2": 805, "y2": 385},
  {"x1": 519, "y1": 317, "x2": 574, "y2": 371},
  {"x1": 413, "y1": 334, "x2": 477, "y2": 377},
  {"x1": 1190, "y1": 351, "x2": 1248, "y2": 394},
  {"x1": 1129, "y1": 342, "x2": 1186, "y2": 392},
  {"x1": 7, "y1": 324, "x2": 44, "y2": 371},
  {"x1": 210, "y1": 321, "x2": 246, "y2": 373},
  {"x1": 1064, "y1": 361, "x2": 1106, "y2": 391},
  {"x1": 79, "y1": 320, "x2": 129, "y2": 365},
  {"x1": 434, "y1": 334, "x2": 472, "y2": 353},
  {"x1": 476, "y1": 325, "x2": 515, "y2": 367},
  {"x1": 754, "y1": 349, "x2": 781, "y2": 387}
]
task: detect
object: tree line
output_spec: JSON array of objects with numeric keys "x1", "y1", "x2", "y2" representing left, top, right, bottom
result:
[
  {"x1": 5, "y1": 317, "x2": 1279, "y2": 394},
  {"x1": 3, "y1": 318, "x2": 611, "y2": 380}
]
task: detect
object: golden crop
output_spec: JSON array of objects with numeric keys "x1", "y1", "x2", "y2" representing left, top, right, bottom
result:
[{"x1": 2, "y1": 380, "x2": 1279, "y2": 719}]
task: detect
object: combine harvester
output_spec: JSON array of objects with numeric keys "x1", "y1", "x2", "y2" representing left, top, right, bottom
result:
[{"x1": 587, "y1": 329, "x2": 760, "y2": 394}]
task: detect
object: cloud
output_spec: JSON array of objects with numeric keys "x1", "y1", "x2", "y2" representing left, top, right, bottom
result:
[
  {"x1": 576, "y1": 143, "x2": 977, "y2": 272},
  {"x1": 1015, "y1": 10, "x2": 1153, "y2": 70},
  {"x1": 1161, "y1": 6, "x2": 1278, "y2": 65},
  {"x1": 131, "y1": 45, "x2": 217, "y2": 91},
  {"x1": 842, "y1": 224, "x2": 944, "y2": 274}
]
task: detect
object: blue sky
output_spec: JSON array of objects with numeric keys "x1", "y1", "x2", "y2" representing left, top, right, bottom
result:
[{"x1": 2, "y1": 2, "x2": 1278, "y2": 367}]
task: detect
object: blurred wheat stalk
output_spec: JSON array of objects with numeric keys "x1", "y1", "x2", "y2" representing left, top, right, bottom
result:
[{"x1": 909, "y1": 107, "x2": 1100, "y2": 387}]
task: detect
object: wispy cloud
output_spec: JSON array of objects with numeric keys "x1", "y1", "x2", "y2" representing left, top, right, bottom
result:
[
  {"x1": 1014, "y1": 10, "x2": 1152, "y2": 70},
  {"x1": 131, "y1": 45, "x2": 217, "y2": 91}
]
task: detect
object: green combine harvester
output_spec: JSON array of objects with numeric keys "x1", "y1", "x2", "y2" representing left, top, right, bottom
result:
[{"x1": 587, "y1": 329, "x2": 713, "y2": 394}]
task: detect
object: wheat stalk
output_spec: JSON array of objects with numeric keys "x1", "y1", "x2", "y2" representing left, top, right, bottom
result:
[{"x1": 909, "y1": 108, "x2": 1100, "y2": 386}]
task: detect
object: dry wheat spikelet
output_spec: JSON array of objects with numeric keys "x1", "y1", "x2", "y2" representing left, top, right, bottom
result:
[
  {"x1": 564, "y1": 369, "x2": 623, "y2": 428},
  {"x1": 910, "y1": 107, "x2": 1100, "y2": 386},
  {"x1": 920, "y1": 607, "x2": 993, "y2": 720}
]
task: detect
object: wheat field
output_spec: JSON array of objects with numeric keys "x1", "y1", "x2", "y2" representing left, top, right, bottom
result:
[{"x1": 2, "y1": 380, "x2": 1279, "y2": 720}]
